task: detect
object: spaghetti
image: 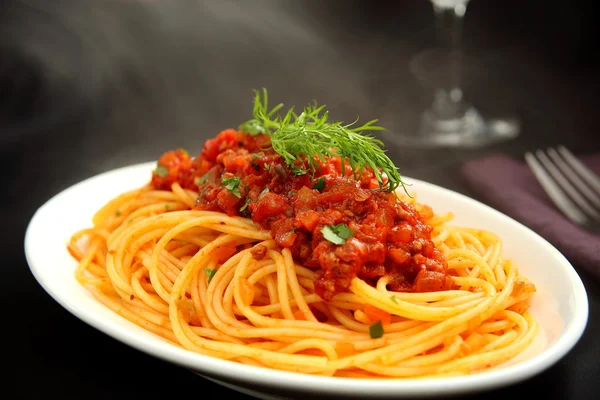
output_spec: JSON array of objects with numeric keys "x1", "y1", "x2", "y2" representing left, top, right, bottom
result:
[{"x1": 68, "y1": 94, "x2": 538, "y2": 378}]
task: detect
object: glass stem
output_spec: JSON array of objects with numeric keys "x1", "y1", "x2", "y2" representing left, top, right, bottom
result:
[{"x1": 431, "y1": 1, "x2": 469, "y2": 118}]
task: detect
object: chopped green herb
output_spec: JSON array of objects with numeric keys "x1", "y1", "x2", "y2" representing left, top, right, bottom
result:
[
  {"x1": 115, "y1": 210, "x2": 121, "y2": 217},
  {"x1": 334, "y1": 223, "x2": 353, "y2": 239},
  {"x1": 312, "y1": 177, "x2": 326, "y2": 191},
  {"x1": 322, "y1": 226, "x2": 344, "y2": 245},
  {"x1": 154, "y1": 165, "x2": 169, "y2": 177},
  {"x1": 322, "y1": 223, "x2": 353, "y2": 245},
  {"x1": 390, "y1": 295, "x2": 398, "y2": 304},
  {"x1": 164, "y1": 204, "x2": 170, "y2": 210},
  {"x1": 180, "y1": 148, "x2": 189, "y2": 156},
  {"x1": 222, "y1": 176, "x2": 242, "y2": 198},
  {"x1": 128, "y1": 219, "x2": 134, "y2": 224},
  {"x1": 369, "y1": 320, "x2": 384, "y2": 338},
  {"x1": 239, "y1": 197, "x2": 252, "y2": 212},
  {"x1": 195, "y1": 174, "x2": 208, "y2": 186},
  {"x1": 204, "y1": 268, "x2": 217, "y2": 283},
  {"x1": 291, "y1": 165, "x2": 307, "y2": 176},
  {"x1": 259, "y1": 188, "x2": 270, "y2": 198}
]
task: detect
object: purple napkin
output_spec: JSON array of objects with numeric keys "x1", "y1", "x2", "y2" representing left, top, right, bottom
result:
[{"x1": 459, "y1": 153, "x2": 600, "y2": 279}]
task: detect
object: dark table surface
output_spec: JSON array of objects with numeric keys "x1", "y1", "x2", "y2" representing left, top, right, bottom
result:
[{"x1": 3, "y1": 0, "x2": 599, "y2": 398}]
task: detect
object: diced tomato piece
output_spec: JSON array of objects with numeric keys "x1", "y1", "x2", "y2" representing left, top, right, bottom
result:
[
  {"x1": 364, "y1": 304, "x2": 392, "y2": 325},
  {"x1": 388, "y1": 248, "x2": 411, "y2": 265},
  {"x1": 296, "y1": 210, "x2": 319, "y2": 232},
  {"x1": 212, "y1": 243, "x2": 237, "y2": 263},
  {"x1": 389, "y1": 222, "x2": 413, "y2": 244},
  {"x1": 252, "y1": 192, "x2": 289, "y2": 222},
  {"x1": 293, "y1": 186, "x2": 318, "y2": 213},
  {"x1": 413, "y1": 270, "x2": 453, "y2": 292},
  {"x1": 215, "y1": 189, "x2": 241, "y2": 216},
  {"x1": 151, "y1": 149, "x2": 195, "y2": 190}
]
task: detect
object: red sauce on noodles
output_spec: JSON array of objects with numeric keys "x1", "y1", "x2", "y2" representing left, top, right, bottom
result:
[{"x1": 151, "y1": 129, "x2": 453, "y2": 300}]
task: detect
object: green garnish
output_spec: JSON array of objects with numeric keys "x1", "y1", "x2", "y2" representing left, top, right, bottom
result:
[
  {"x1": 369, "y1": 320, "x2": 384, "y2": 339},
  {"x1": 322, "y1": 223, "x2": 353, "y2": 245},
  {"x1": 222, "y1": 176, "x2": 242, "y2": 198},
  {"x1": 154, "y1": 165, "x2": 169, "y2": 178},
  {"x1": 195, "y1": 174, "x2": 207, "y2": 186},
  {"x1": 291, "y1": 164, "x2": 308, "y2": 176},
  {"x1": 238, "y1": 89, "x2": 407, "y2": 194},
  {"x1": 312, "y1": 177, "x2": 325, "y2": 191},
  {"x1": 115, "y1": 210, "x2": 121, "y2": 217},
  {"x1": 390, "y1": 295, "x2": 398, "y2": 304},
  {"x1": 239, "y1": 89, "x2": 283, "y2": 135},
  {"x1": 204, "y1": 268, "x2": 217, "y2": 283},
  {"x1": 239, "y1": 197, "x2": 252, "y2": 212},
  {"x1": 259, "y1": 188, "x2": 270, "y2": 198},
  {"x1": 164, "y1": 204, "x2": 170, "y2": 210}
]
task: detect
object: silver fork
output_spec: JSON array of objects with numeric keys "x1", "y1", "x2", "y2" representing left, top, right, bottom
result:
[{"x1": 525, "y1": 146, "x2": 600, "y2": 232}]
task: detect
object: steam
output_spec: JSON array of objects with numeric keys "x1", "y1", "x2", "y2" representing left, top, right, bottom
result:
[{"x1": 0, "y1": 0, "x2": 423, "y2": 173}]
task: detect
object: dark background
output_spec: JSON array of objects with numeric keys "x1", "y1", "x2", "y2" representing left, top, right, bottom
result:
[{"x1": 2, "y1": 0, "x2": 599, "y2": 399}]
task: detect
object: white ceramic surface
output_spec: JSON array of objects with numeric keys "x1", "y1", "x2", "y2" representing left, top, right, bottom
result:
[{"x1": 24, "y1": 162, "x2": 589, "y2": 399}]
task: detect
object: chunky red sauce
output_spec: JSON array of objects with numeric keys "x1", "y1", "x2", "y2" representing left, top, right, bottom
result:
[{"x1": 151, "y1": 129, "x2": 453, "y2": 300}]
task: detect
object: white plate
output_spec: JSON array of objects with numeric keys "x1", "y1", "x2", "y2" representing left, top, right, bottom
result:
[{"x1": 24, "y1": 162, "x2": 589, "y2": 399}]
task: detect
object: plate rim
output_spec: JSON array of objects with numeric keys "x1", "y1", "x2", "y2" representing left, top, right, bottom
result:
[{"x1": 24, "y1": 161, "x2": 590, "y2": 398}]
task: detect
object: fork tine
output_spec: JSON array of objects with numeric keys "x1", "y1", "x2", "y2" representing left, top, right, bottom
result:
[
  {"x1": 525, "y1": 151, "x2": 588, "y2": 225},
  {"x1": 535, "y1": 150, "x2": 600, "y2": 219},
  {"x1": 557, "y1": 146, "x2": 600, "y2": 197},
  {"x1": 548, "y1": 148, "x2": 600, "y2": 212}
]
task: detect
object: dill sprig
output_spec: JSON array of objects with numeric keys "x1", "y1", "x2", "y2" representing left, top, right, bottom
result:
[{"x1": 239, "y1": 89, "x2": 407, "y2": 194}]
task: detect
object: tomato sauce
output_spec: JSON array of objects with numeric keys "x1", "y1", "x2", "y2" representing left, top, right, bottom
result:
[{"x1": 151, "y1": 129, "x2": 453, "y2": 300}]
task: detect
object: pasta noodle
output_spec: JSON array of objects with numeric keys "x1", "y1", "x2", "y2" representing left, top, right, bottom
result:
[
  {"x1": 69, "y1": 182, "x2": 538, "y2": 378},
  {"x1": 68, "y1": 92, "x2": 538, "y2": 377}
]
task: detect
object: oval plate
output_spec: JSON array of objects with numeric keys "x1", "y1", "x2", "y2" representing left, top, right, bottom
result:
[{"x1": 24, "y1": 162, "x2": 589, "y2": 399}]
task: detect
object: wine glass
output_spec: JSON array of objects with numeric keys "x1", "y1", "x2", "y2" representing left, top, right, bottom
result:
[{"x1": 394, "y1": 0, "x2": 520, "y2": 148}]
